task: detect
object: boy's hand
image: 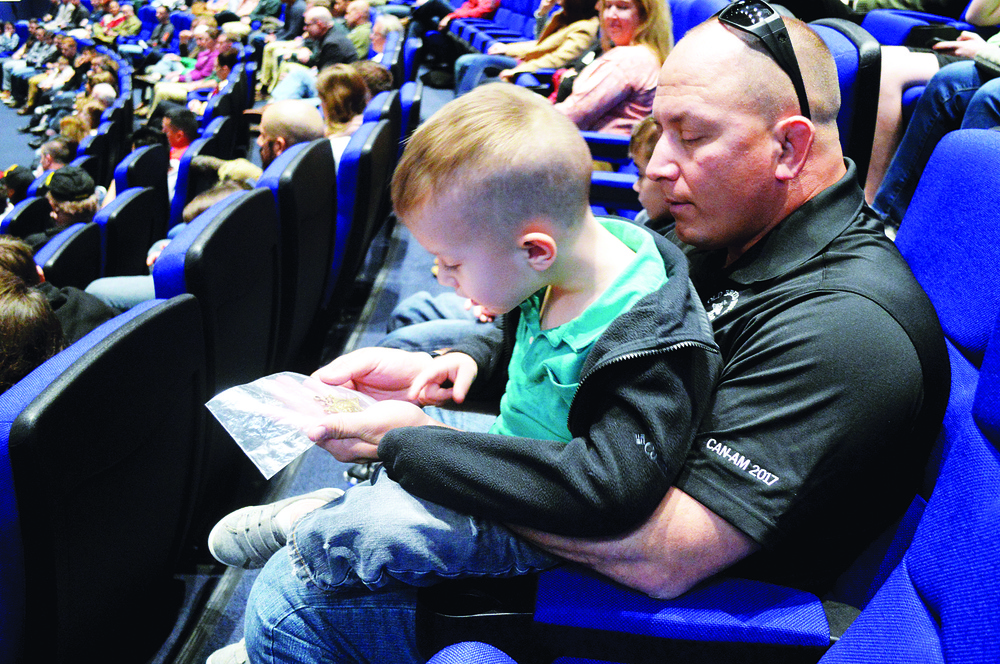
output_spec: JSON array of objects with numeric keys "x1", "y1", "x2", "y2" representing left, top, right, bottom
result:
[
  {"x1": 408, "y1": 352, "x2": 478, "y2": 405},
  {"x1": 311, "y1": 347, "x2": 435, "y2": 403},
  {"x1": 306, "y1": 400, "x2": 440, "y2": 462},
  {"x1": 932, "y1": 31, "x2": 986, "y2": 58}
]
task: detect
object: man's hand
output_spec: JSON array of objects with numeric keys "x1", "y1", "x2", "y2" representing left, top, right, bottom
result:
[
  {"x1": 307, "y1": 400, "x2": 443, "y2": 462},
  {"x1": 510, "y1": 488, "x2": 759, "y2": 600},
  {"x1": 408, "y1": 352, "x2": 478, "y2": 405},
  {"x1": 932, "y1": 31, "x2": 987, "y2": 58},
  {"x1": 311, "y1": 347, "x2": 436, "y2": 403}
]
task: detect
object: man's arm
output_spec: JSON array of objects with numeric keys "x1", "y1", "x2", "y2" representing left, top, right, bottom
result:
[{"x1": 512, "y1": 487, "x2": 759, "y2": 599}]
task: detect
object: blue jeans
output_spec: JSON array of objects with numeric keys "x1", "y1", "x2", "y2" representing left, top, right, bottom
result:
[
  {"x1": 246, "y1": 549, "x2": 423, "y2": 663},
  {"x1": 289, "y1": 467, "x2": 557, "y2": 590},
  {"x1": 269, "y1": 64, "x2": 317, "y2": 101},
  {"x1": 872, "y1": 60, "x2": 1000, "y2": 228},
  {"x1": 379, "y1": 291, "x2": 494, "y2": 352},
  {"x1": 454, "y1": 53, "x2": 517, "y2": 96},
  {"x1": 85, "y1": 275, "x2": 156, "y2": 310}
]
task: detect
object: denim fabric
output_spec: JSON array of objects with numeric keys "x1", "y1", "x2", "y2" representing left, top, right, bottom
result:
[
  {"x1": 288, "y1": 467, "x2": 558, "y2": 591},
  {"x1": 454, "y1": 53, "x2": 517, "y2": 96},
  {"x1": 380, "y1": 290, "x2": 494, "y2": 352},
  {"x1": 85, "y1": 275, "x2": 156, "y2": 310},
  {"x1": 269, "y1": 64, "x2": 317, "y2": 101},
  {"x1": 245, "y1": 547, "x2": 424, "y2": 664},
  {"x1": 873, "y1": 61, "x2": 1000, "y2": 228}
]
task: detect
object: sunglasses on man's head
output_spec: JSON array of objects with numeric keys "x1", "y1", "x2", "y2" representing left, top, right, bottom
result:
[{"x1": 715, "y1": 0, "x2": 811, "y2": 120}]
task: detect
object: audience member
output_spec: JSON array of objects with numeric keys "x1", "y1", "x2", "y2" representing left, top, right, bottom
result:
[
  {"x1": 0, "y1": 22, "x2": 20, "y2": 54},
  {"x1": 1, "y1": 165, "x2": 34, "y2": 211},
  {"x1": 269, "y1": 7, "x2": 360, "y2": 101},
  {"x1": 344, "y1": 0, "x2": 372, "y2": 58},
  {"x1": 369, "y1": 13, "x2": 403, "y2": 63},
  {"x1": 873, "y1": 56, "x2": 1000, "y2": 231},
  {"x1": 24, "y1": 165, "x2": 99, "y2": 253},
  {"x1": 0, "y1": 272, "x2": 63, "y2": 394},
  {"x1": 257, "y1": 0, "x2": 309, "y2": 94},
  {"x1": 453, "y1": 0, "x2": 599, "y2": 95},
  {"x1": 0, "y1": 235, "x2": 120, "y2": 345},
  {"x1": 205, "y1": 14, "x2": 948, "y2": 664},
  {"x1": 34, "y1": 136, "x2": 76, "y2": 177},
  {"x1": 315, "y1": 62, "x2": 368, "y2": 161},
  {"x1": 351, "y1": 58, "x2": 392, "y2": 93},
  {"x1": 122, "y1": 5, "x2": 176, "y2": 68},
  {"x1": 91, "y1": 0, "x2": 140, "y2": 46},
  {"x1": 207, "y1": 83, "x2": 720, "y2": 664},
  {"x1": 554, "y1": 0, "x2": 672, "y2": 135},
  {"x1": 627, "y1": 114, "x2": 671, "y2": 235}
]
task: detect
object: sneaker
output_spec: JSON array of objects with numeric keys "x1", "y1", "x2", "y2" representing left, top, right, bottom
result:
[
  {"x1": 207, "y1": 487, "x2": 345, "y2": 569},
  {"x1": 206, "y1": 639, "x2": 248, "y2": 664}
]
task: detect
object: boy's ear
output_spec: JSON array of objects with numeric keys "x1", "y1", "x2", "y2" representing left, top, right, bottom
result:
[{"x1": 520, "y1": 231, "x2": 556, "y2": 271}]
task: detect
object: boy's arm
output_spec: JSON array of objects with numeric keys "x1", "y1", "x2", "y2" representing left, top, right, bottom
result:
[{"x1": 378, "y1": 342, "x2": 718, "y2": 538}]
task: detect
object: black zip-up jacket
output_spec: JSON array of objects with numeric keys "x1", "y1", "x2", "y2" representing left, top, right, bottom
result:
[{"x1": 378, "y1": 231, "x2": 722, "y2": 537}]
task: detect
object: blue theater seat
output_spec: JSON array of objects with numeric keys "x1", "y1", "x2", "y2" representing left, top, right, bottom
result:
[
  {"x1": 327, "y1": 119, "x2": 396, "y2": 303},
  {"x1": 0, "y1": 295, "x2": 207, "y2": 664},
  {"x1": 257, "y1": 138, "x2": 338, "y2": 372},
  {"x1": 0, "y1": 197, "x2": 50, "y2": 239},
  {"x1": 113, "y1": 143, "x2": 170, "y2": 238},
  {"x1": 93, "y1": 186, "x2": 164, "y2": 278},
  {"x1": 33, "y1": 222, "x2": 102, "y2": 289}
]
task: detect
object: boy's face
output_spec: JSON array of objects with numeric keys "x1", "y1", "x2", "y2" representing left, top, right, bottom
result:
[
  {"x1": 404, "y1": 193, "x2": 540, "y2": 319},
  {"x1": 632, "y1": 152, "x2": 670, "y2": 221}
]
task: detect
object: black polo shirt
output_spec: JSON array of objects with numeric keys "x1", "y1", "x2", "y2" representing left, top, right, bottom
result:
[{"x1": 673, "y1": 161, "x2": 949, "y2": 596}]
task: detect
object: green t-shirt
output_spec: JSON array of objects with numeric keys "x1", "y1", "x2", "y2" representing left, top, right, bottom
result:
[{"x1": 489, "y1": 219, "x2": 667, "y2": 442}]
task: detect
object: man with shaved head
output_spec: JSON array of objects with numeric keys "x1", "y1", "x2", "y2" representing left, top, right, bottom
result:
[{"x1": 207, "y1": 5, "x2": 949, "y2": 663}]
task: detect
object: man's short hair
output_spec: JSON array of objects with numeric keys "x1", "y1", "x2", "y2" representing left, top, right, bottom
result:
[
  {"x1": 216, "y1": 47, "x2": 239, "y2": 71},
  {"x1": 164, "y1": 107, "x2": 200, "y2": 142},
  {"x1": 304, "y1": 6, "x2": 333, "y2": 27},
  {"x1": 351, "y1": 59, "x2": 392, "y2": 95},
  {"x1": 260, "y1": 99, "x2": 326, "y2": 146},
  {"x1": 128, "y1": 126, "x2": 169, "y2": 150},
  {"x1": 41, "y1": 138, "x2": 77, "y2": 168},
  {"x1": 392, "y1": 83, "x2": 592, "y2": 232}
]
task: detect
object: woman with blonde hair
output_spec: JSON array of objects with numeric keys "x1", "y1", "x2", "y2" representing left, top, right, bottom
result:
[
  {"x1": 554, "y1": 0, "x2": 672, "y2": 135},
  {"x1": 453, "y1": 0, "x2": 600, "y2": 95},
  {"x1": 315, "y1": 63, "x2": 369, "y2": 164}
]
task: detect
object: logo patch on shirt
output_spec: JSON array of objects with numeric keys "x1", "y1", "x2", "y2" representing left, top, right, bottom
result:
[
  {"x1": 635, "y1": 434, "x2": 657, "y2": 462},
  {"x1": 705, "y1": 290, "x2": 740, "y2": 321}
]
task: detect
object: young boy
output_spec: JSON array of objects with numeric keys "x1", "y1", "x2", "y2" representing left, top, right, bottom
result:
[{"x1": 209, "y1": 84, "x2": 721, "y2": 592}]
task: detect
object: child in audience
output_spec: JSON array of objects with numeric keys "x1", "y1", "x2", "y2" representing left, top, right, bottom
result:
[{"x1": 207, "y1": 85, "x2": 721, "y2": 596}]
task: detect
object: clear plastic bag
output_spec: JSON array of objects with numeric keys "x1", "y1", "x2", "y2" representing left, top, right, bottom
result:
[{"x1": 206, "y1": 371, "x2": 377, "y2": 479}]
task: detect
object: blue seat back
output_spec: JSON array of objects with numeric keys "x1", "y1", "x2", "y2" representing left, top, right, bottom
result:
[
  {"x1": 93, "y1": 186, "x2": 163, "y2": 277},
  {"x1": 257, "y1": 138, "x2": 338, "y2": 371},
  {"x1": 0, "y1": 196, "x2": 50, "y2": 239},
  {"x1": 811, "y1": 19, "x2": 881, "y2": 187},
  {"x1": 669, "y1": 0, "x2": 728, "y2": 43},
  {"x1": 328, "y1": 119, "x2": 395, "y2": 304},
  {"x1": 33, "y1": 222, "x2": 102, "y2": 289},
  {"x1": 114, "y1": 143, "x2": 170, "y2": 239},
  {"x1": 0, "y1": 295, "x2": 206, "y2": 663},
  {"x1": 153, "y1": 187, "x2": 281, "y2": 391},
  {"x1": 168, "y1": 132, "x2": 223, "y2": 229}
]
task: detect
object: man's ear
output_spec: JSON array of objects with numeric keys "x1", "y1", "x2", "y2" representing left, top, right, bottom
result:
[
  {"x1": 773, "y1": 116, "x2": 814, "y2": 182},
  {"x1": 520, "y1": 231, "x2": 557, "y2": 271},
  {"x1": 273, "y1": 135, "x2": 287, "y2": 156}
]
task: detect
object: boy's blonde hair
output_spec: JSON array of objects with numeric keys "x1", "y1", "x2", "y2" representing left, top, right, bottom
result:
[
  {"x1": 628, "y1": 115, "x2": 661, "y2": 166},
  {"x1": 392, "y1": 83, "x2": 592, "y2": 232}
]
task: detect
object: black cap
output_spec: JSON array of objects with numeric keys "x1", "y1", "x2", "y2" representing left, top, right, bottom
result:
[
  {"x1": 2, "y1": 165, "x2": 33, "y2": 197},
  {"x1": 45, "y1": 166, "x2": 95, "y2": 202}
]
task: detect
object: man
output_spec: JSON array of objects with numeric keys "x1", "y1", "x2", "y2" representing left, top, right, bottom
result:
[
  {"x1": 161, "y1": 107, "x2": 199, "y2": 161},
  {"x1": 344, "y1": 0, "x2": 372, "y2": 58},
  {"x1": 209, "y1": 9, "x2": 949, "y2": 663},
  {"x1": 34, "y1": 136, "x2": 75, "y2": 177},
  {"x1": 268, "y1": 6, "x2": 359, "y2": 101}
]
